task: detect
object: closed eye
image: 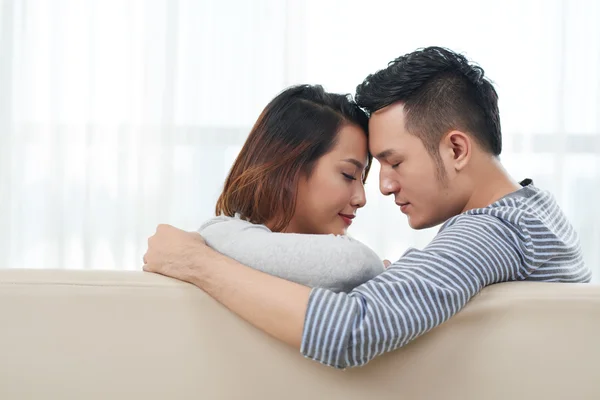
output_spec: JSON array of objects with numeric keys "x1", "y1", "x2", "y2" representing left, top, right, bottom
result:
[
  {"x1": 342, "y1": 173, "x2": 357, "y2": 181},
  {"x1": 391, "y1": 162, "x2": 401, "y2": 169}
]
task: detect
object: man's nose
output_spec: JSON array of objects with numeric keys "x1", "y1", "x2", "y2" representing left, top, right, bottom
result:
[{"x1": 379, "y1": 169, "x2": 398, "y2": 196}]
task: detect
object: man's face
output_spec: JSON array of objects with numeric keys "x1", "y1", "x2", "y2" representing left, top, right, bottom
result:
[{"x1": 369, "y1": 103, "x2": 467, "y2": 229}]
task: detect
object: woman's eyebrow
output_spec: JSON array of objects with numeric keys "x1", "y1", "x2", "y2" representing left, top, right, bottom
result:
[{"x1": 342, "y1": 158, "x2": 364, "y2": 170}]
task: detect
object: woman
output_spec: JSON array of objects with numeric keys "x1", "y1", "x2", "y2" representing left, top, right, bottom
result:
[{"x1": 199, "y1": 85, "x2": 384, "y2": 292}]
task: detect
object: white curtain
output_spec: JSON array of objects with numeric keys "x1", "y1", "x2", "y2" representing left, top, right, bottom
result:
[{"x1": 1, "y1": 0, "x2": 599, "y2": 280}]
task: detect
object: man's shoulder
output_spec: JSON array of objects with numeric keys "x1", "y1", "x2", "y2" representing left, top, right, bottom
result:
[
  {"x1": 434, "y1": 183, "x2": 581, "y2": 261},
  {"x1": 444, "y1": 184, "x2": 560, "y2": 230}
]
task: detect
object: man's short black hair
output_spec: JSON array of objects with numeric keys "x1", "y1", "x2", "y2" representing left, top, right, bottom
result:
[{"x1": 355, "y1": 46, "x2": 502, "y2": 158}]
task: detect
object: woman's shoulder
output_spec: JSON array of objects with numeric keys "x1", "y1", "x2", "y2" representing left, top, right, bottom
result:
[{"x1": 198, "y1": 214, "x2": 271, "y2": 235}]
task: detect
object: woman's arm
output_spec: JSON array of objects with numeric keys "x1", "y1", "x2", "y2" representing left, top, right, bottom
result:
[{"x1": 199, "y1": 217, "x2": 384, "y2": 292}]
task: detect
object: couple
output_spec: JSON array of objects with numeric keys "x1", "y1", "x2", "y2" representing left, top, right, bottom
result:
[{"x1": 143, "y1": 47, "x2": 591, "y2": 369}]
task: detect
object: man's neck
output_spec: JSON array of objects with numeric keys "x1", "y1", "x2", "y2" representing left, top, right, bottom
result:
[{"x1": 461, "y1": 157, "x2": 522, "y2": 212}]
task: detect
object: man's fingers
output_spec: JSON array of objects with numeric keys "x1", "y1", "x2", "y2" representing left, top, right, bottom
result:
[
  {"x1": 383, "y1": 259, "x2": 391, "y2": 268},
  {"x1": 195, "y1": 231, "x2": 207, "y2": 244},
  {"x1": 143, "y1": 264, "x2": 155, "y2": 272},
  {"x1": 157, "y1": 223, "x2": 173, "y2": 232}
]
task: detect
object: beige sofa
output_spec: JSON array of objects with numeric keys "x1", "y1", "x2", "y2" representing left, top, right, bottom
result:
[{"x1": 1, "y1": 269, "x2": 599, "y2": 400}]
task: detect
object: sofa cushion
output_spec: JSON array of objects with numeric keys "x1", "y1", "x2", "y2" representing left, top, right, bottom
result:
[{"x1": 0, "y1": 269, "x2": 599, "y2": 399}]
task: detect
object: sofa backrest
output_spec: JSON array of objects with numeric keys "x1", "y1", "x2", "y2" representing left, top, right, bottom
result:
[{"x1": 1, "y1": 269, "x2": 599, "y2": 400}]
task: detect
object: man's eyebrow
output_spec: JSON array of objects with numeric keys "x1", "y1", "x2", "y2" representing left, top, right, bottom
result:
[
  {"x1": 375, "y1": 149, "x2": 397, "y2": 159},
  {"x1": 342, "y1": 158, "x2": 365, "y2": 170}
]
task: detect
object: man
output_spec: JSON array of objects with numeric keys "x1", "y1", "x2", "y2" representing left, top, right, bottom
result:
[{"x1": 143, "y1": 47, "x2": 591, "y2": 369}]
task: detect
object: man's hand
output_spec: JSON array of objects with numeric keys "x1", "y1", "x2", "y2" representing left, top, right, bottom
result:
[
  {"x1": 143, "y1": 224, "x2": 310, "y2": 350},
  {"x1": 143, "y1": 224, "x2": 209, "y2": 283}
]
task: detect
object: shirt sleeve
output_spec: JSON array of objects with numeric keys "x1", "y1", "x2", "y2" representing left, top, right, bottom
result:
[
  {"x1": 199, "y1": 218, "x2": 385, "y2": 292},
  {"x1": 301, "y1": 215, "x2": 524, "y2": 368}
]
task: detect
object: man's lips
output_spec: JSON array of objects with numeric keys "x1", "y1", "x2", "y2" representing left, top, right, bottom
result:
[{"x1": 396, "y1": 202, "x2": 410, "y2": 213}]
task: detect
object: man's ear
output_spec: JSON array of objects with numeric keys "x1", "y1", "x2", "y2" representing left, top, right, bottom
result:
[{"x1": 442, "y1": 130, "x2": 471, "y2": 171}]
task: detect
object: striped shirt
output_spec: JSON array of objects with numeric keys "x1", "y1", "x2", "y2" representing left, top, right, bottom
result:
[{"x1": 301, "y1": 181, "x2": 591, "y2": 368}]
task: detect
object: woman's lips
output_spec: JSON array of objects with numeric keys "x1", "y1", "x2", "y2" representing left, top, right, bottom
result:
[{"x1": 339, "y1": 213, "x2": 355, "y2": 226}]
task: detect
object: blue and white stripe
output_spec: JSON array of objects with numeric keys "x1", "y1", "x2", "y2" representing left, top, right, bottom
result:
[{"x1": 301, "y1": 184, "x2": 591, "y2": 368}]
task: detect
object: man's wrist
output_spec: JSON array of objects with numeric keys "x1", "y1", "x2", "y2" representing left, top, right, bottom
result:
[{"x1": 182, "y1": 246, "x2": 219, "y2": 288}]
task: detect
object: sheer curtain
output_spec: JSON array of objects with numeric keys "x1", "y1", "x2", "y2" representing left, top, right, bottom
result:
[{"x1": 1, "y1": 0, "x2": 599, "y2": 279}]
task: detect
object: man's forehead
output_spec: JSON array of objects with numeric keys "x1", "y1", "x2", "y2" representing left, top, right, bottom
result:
[
  {"x1": 368, "y1": 119, "x2": 408, "y2": 156},
  {"x1": 369, "y1": 105, "x2": 408, "y2": 140},
  {"x1": 368, "y1": 125, "x2": 426, "y2": 162}
]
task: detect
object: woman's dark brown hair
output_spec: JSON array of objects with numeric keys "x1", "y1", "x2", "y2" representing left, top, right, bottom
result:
[{"x1": 215, "y1": 84, "x2": 371, "y2": 232}]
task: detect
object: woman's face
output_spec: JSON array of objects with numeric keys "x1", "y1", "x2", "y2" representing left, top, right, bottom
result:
[{"x1": 287, "y1": 124, "x2": 368, "y2": 235}]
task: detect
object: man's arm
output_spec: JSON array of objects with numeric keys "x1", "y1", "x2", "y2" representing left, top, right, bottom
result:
[
  {"x1": 144, "y1": 220, "x2": 521, "y2": 368},
  {"x1": 143, "y1": 224, "x2": 311, "y2": 349},
  {"x1": 188, "y1": 246, "x2": 311, "y2": 349}
]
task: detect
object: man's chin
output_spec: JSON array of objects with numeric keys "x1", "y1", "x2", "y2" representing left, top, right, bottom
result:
[
  {"x1": 407, "y1": 216, "x2": 426, "y2": 230},
  {"x1": 408, "y1": 216, "x2": 443, "y2": 230}
]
